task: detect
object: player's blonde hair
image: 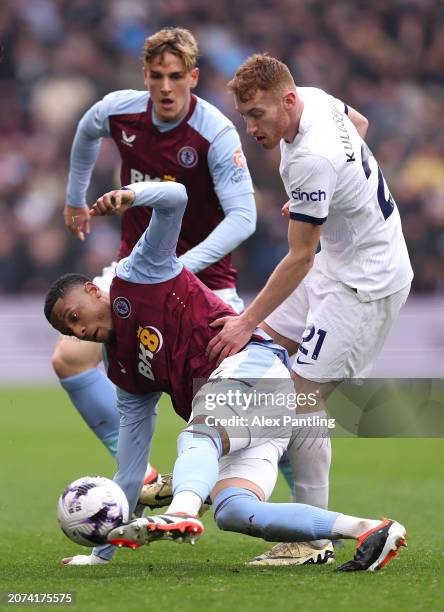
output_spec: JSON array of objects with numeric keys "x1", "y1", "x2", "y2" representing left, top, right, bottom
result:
[
  {"x1": 143, "y1": 27, "x2": 198, "y2": 72},
  {"x1": 228, "y1": 54, "x2": 295, "y2": 102}
]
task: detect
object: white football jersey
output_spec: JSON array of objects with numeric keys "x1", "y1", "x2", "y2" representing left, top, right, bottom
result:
[{"x1": 281, "y1": 87, "x2": 413, "y2": 301}]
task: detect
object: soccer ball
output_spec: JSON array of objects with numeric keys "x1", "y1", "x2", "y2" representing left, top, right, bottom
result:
[{"x1": 57, "y1": 476, "x2": 129, "y2": 547}]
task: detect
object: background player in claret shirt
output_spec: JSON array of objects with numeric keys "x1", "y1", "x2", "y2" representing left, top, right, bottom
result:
[
  {"x1": 52, "y1": 28, "x2": 256, "y2": 463},
  {"x1": 206, "y1": 54, "x2": 413, "y2": 565},
  {"x1": 44, "y1": 182, "x2": 407, "y2": 573}
]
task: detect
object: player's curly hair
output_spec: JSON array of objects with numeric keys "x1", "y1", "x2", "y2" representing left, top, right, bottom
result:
[
  {"x1": 227, "y1": 53, "x2": 295, "y2": 102},
  {"x1": 143, "y1": 27, "x2": 198, "y2": 72},
  {"x1": 44, "y1": 273, "x2": 91, "y2": 323}
]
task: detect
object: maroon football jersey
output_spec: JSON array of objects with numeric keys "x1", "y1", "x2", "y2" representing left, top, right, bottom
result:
[
  {"x1": 106, "y1": 268, "x2": 236, "y2": 421},
  {"x1": 108, "y1": 95, "x2": 237, "y2": 290}
]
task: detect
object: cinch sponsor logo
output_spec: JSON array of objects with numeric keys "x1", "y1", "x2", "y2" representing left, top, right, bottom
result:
[
  {"x1": 137, "y1": 325, "x2": 163, "y2": 381},
  {"x1": 291, "y1": 188, "x2": 327, "y2": 201}
]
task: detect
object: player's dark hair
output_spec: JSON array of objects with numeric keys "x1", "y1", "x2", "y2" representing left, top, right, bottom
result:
[{"x1": 44, "y1": 273, "x2": 91, "y2": 323}]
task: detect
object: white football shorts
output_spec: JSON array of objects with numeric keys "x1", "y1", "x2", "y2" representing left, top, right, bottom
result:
[
  {"x1": 265, "y1": 267, "x2": 411, "y2": 383},
  {"x1": 191, "y1": 345, "x2": 293, "y2": 499},
  {"x1": 217, "y1": 445, "x2": 283, "y2": 501}
]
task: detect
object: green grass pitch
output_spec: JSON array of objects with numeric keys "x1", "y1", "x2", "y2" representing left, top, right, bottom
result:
[{"x1": 0, "y1": 386, "x2": 443, "y2": 612}]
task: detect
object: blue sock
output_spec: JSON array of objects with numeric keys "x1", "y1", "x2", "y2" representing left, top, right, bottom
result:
[
  {"x1": 214, "y1": 486, "x2": 339, "y2": 542},
  {"x1": 278, "y1": 450, "x2": 295, "y2": 497},
  {"x1": 59, "y1": 368, "x2": 119, "y2": 457},
  {"x1": 173, "y1": 425, "x2": 222, "y2": 502}
]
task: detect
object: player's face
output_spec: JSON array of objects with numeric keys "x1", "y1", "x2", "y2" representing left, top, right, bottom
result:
[
  {"x1": 144, "y1": 52, "x2": 199, "y2": 123},
  {"x1": 50, "y1": 283, "x2": 115, "y2": 344},
  {"x1": 235, "y1": 89, "x2": 293, "y2": 149}
]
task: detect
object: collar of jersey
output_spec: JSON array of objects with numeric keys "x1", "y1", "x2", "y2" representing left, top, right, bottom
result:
[
  {"x1": 283, "y1": 96, "x2": 313, "y2": 147},
  {"x1": 147, "y1": 94, "x2": 197, "y2": 134}
]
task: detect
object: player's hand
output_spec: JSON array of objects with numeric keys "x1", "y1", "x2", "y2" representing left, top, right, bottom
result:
[
  {"x1": 90, "y1": 189, "x2": 136, "y2": 217},
  {"x1": 281, "y1": 200, "x2": 290, "y2": 219},
  {"x1": 64, "y1": 204, "x2": 90, "y2": 241},
  {"x1": 60, "y1": 557, "x2": 74, "y2": 565},
  {"x1": 207, "y1": 314, "x2": 255, "y2": 365}
]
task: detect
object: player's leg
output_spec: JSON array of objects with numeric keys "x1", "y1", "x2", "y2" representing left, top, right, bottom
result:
[
  {"x1": 165, "y1": 348, "x2": 292, "y2": 518},
  {"x1": 260, "y1": 277, "x2": 310, "y2": 499},
  {"x1": 249, "y1": 277, "x2": 333, "y2": 564},
  {"x1": 259, "y1": 321, "x2": 299, "y2": 492},
  {"x1": 112, "y1": 440, "x2": 407, "y2": 572},
  {"x1": 245, "y1": 373, "x2": 335, "y2": 565},
  {"x1": 212, "y1": 478, "x2": 406, "y2": 572},
  {"x1": 52, "y1": 335, "x2": 119, "y2": 456},
  {"x1": 287, "y1": 375, "x2": 336, "y2": 517},
  {"x1": 212, "y1": 445, "x2": 405, "y2": 572},
  {"x1": 213, "y1": 453, "x2": 336, "y2": 546},
  {"x1": 107, "y1": 348, "x2": 293, "y2": 546},
  {"x1": 255, "y1": 274, "x2": 410, "y2": 567},
  {"x1": 263, "y1": 273, "x2": 410, "y2": 519},
  {"x1": 105, "y1": 418, "x2": 220, "y2": 548},
  {"x1": 214, "y1": 441, "x2": 331, "y2": 565}
]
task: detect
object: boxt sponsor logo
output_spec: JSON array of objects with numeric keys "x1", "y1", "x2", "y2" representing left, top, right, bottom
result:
[
  {"x1": 291, "y1": 188, "x2": 327, "y2": 202},
  {"x1": 137, "y1": 325, "x2": 163, "y2": 381}
]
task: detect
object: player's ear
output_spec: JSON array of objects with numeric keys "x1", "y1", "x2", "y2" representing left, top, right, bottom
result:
[
  {"x1": 190, "y1": 67, "x2": 199, "y2": 89},
  {"x1": 283, "y1": 91, "x2": 296, "y2": 111},
  {"x1": 143, "y1": 66, "x2": 149, "y2": 88},
  {"x1": 84, "y1": 282, "x2": 101, "y2": 299}
]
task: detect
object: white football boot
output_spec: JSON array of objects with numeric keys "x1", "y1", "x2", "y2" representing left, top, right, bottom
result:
[
  {"x1": 138, "y1": 474, "x2": 211, "y2": 516},
  {"x1": 139, "y1": 473, "x2": 173, "y2": 508},
  {"x1": 107, "y1": 514, "x2": 203, "y2": 549},
  {"x1": 247, "y1": 541, "x2": 335, "y2": 566}
]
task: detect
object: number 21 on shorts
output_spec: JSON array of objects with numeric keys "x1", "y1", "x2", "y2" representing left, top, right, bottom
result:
[{"x1": 298, "y1": 325, "x2": 327, "y2": 361}]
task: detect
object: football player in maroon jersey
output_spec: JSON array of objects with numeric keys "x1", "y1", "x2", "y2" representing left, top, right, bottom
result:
[{"x1": 52, "y1": 28, "x2": 255, "y2": 482}]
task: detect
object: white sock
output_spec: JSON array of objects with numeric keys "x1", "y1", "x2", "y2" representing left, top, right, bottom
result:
[
  {"x1": 332, "y1": 514, "x2": 381, "y2": 540},
  {"x1": 287, "y1": 410, "x2": 332, "y2": 548},
  {"x1": 167, "y1": 491, "x2": 202, "y2": 517}
]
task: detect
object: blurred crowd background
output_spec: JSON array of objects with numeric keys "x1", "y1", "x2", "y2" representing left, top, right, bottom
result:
[{"x1": 1, "y1": 0, "x2": 443, "y2": 295}]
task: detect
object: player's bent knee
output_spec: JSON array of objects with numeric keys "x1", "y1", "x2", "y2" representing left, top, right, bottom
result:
[
  {"x1": 52, "y1": 337, "x2": 102, "y2": 378},
  {"x1": 214, "y1": 489, "x2": 259, "y2": 535},
  {"x1": 178, "y1": 423, "x2": 224, "y2": 456}
]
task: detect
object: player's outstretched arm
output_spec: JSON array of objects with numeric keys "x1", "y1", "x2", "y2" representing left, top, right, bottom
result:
[
  {"x1": 110, "y1": 181, "x2": 188, "y2": 285},
  {"x1": 65, "y1": 101, "x2": 109, "y2": 240},
  {"x1": 207, "y1": 219, "x2": 321, "y2": 364},
  {"x1": 178, "y1": 128, "x2": 256, "y2": 274}
]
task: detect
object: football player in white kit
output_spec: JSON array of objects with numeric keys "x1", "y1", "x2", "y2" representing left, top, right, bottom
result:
[{"x1": 206, "y1": 54, "x2": 413, "y2": 565}]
